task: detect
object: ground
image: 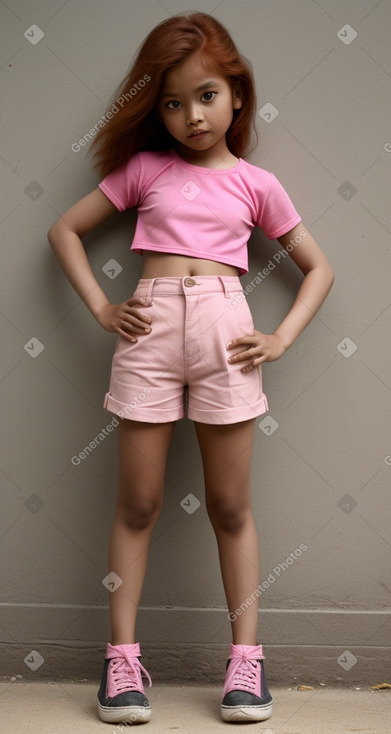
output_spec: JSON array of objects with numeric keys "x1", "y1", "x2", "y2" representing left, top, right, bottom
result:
[{"x1": 1, "y1": 681, "x2": 389, "y2": 733}]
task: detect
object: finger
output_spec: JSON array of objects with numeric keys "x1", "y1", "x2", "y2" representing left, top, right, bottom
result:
[
  {"x1": 125, "y1": 307, "x2": 152, "y2": 325},
  {"x1": 241, "y1": 361, "x2": 255, "y2": 373},
  {"x1": 123, "y1": 318, "x2": 152, "y2": 334},
  {"x1": 121, "y1": 310, "x2": 152, "y2": 330},
  {"x1": 226, "y1": 334, "x2": 256, "y2": 350},
  {"x1": 243, "y1": 355, "x2": 268, "y2": 371},
  {"x1": 116, "y1": 326, "x2": 137, "y2": 342},
  {"x1": 228, "y1": 346, "x2": 260, "y2": 364},
  {"x1": 120, "y1": 321, "x2": 151, "y2": 339},
  {"x1": 127, "y1": 296, "x2": 153, "y2": 311}
]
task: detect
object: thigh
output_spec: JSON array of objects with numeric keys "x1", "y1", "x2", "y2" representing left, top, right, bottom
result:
[
  {"x1": 194, "y1": 419, "x2": 256, "y2": 503},
  {"x1": 117, "y1": 419, "x2": 176, "y2": 504}
]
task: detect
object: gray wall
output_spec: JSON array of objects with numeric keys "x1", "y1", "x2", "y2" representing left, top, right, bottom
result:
[{"x1": 1, "y1": 0, "x2": 390, "y2": 686}]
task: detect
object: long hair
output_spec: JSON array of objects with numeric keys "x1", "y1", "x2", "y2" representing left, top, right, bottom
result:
[{"x1": 90, "y1": 13, "x2": 257, "y2": 177}]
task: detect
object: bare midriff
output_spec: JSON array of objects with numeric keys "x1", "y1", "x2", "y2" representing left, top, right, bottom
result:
[{"x1": 140, "y1": 251, "x2": 240, "y2": 278}]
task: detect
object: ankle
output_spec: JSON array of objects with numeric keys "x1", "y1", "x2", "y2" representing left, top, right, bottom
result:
[
  {"x1": 228, "y1": 642, "x2": 264, "y2": 659},
  {"x1": 110, "y1": 639, "x2": 136, "y2": 646},
  {"x1": 232, "y1": 640, "x2": 257, "y2": 646},
  {"x1": 106, "y1": 642, "x2": 141, "y2": 658}
]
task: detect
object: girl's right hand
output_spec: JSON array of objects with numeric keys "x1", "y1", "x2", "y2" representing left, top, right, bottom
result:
[{"x1": 96, "y1": 297, "x2": 152, "y2": 342}]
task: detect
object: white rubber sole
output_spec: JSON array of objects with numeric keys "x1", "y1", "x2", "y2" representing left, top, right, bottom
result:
[
  {"x1": 98, "y1": 703, "x2": 151, "y2": 724},
  {"x1": 221, "y1": 701, "x2": 273, "y2": 722}
]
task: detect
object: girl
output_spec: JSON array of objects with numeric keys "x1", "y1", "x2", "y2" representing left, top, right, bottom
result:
[{"x1": 48, "y1": 12, "x2": 333, "y2": 725}]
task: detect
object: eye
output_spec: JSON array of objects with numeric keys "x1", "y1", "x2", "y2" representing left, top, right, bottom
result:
[
  {"x1": 166, "y1": 100, "x2": 181, "y2": 110},
  {"x1": 201, "y1": 91, "x2": 216, "y2": 102}
]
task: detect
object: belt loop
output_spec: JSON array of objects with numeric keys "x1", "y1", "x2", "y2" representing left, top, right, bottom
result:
[
  {"x1": 218, "y1": 275, "x2": 231, "y2": 298},
  {"x1": 144, "y1": 278, "x2": 156, "y2": 305}
]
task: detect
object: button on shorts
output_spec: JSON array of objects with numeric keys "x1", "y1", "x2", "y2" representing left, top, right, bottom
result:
[{"x1": 104, "y1": 275, "x2": 268, "y2": 424}]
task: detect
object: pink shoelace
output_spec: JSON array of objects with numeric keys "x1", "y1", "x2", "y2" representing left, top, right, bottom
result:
[
  {"x1": 106, "y1": 643, "x2": 152, "y2": 698},
  {"x1": 222, "y1": 644, "x2": 264, "y2": 698}
]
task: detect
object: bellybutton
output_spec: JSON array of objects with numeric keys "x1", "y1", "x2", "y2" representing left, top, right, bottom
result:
[{"x1": 184, "y1": 277, "x2": 196, "y2": 287}]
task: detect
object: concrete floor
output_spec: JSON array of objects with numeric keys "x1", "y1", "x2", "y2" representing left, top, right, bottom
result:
[{"x1": 1, "y1": 682, "x2": 389, "y2": 733}]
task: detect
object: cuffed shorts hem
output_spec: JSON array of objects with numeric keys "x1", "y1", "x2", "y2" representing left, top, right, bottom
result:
[
  {"x1": 103, "y1": 391, "x2": 185, "y2": 423},
  {"x1": 187, "y1": 395, "x2": 269, "y2": 425},
  {"x1": 104, "y1": 391, "x2": 269, "y2": 425}
]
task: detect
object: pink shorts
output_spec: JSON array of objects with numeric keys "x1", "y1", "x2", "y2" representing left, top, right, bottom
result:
[{"x1": 104, "y1": 276, "x2": 269, "y2": 424}]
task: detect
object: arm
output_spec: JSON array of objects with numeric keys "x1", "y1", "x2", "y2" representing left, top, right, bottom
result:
[
  {"x1": 227, "y1": 223, "x2": 334, "y2": 371},
  {"x1": 48, "y1": 188, "x2": 152, "y2": 341}
]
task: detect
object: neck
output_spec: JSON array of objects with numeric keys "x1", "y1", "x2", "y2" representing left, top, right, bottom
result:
[{"x1": 176, "y1": 143, "x2": 238, "y2": 169}]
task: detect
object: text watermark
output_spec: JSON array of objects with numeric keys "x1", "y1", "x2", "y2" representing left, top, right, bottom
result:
[
  {"x1": 71, "y1": 74, "x2": 151, "y2": 153},
  {"x1": 228, "y1": 543, "x2": 307, "y2": 621},
  {"x1": 71, "y1": 388, "x2": 151, "y2": 465}
]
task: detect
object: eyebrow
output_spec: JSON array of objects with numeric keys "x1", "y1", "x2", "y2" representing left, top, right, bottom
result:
[{"x1": 160, "y1": 80, "x2": 221, "y2": 98}]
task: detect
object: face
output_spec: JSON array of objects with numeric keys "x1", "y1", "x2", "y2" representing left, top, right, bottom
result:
[{"x1": 157, "y1": 51, "x2": 242, "y2": 160}]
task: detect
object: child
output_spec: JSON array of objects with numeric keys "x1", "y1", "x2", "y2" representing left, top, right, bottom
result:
[{"x1": 48, "y1": 12, "x2": 333, "y2": 725}]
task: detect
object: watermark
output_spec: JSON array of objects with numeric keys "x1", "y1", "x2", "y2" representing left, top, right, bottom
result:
[
  {"x1": 337, "y1": 181, "x2": 357, "y2": 201},
  {"x1": 112, "y1": 719, "x2": 138, "y2": 731},
  {"x1": 24, "y1": 24, "x2": 44, "y2": 45},
  {"x1": 103, "y1": 258, "x2": 123, "y2": 279},
  {"x1": 258, "y1": 415, "x2": 279, "y2": 436},
  {"x1": 71, "y1": 74, "x2": 151, "y2": 153},
  {"x1": 24, "y1": 494, "x2": 44, "y2": 513},
  {"x1": 227, "y1": 229, "x2": 308, "y2": 308},
  {"x1": 24, "y1": 337, "x2": 44, "y2": 358},
  {"x1": 337, "y1": 337, "x2": 357, "y2": 358},
  {"x1": 337, "y1": 650, "x2": 357, "y2": 671},
  {"x1": 258, "y1": 102, "x2": 279, "y2": 123},
  {"x1": 111, "y1": 710, "x2": 150, "y2": 731},
  {"x1": 228, "y1": 544, "x2": 307, "y2": 621},
  {"x1": 71, "y1": 416, "x2": 119, "y2": 465},
  {"x1": 24, "y1": 650, "x2": 45, "y2": 671},
  {"x1": 180, "y1": 493, "x2": 201, "y2": 514},
  {"x1": 117, "y1": 387, "x2": 151, "y2": 419},
  {"x1": 337, "y1": 493, "x2": 357, "y2": 514},
  {"x1": 337, "y1": 24, "x2": 357, "y2": 45},
  {"x1": 102, "y1": 572, "x2": 123, "y2": 592},
  {"x1": 71, "y1": 388, "x2": 151, "y2": 465}
]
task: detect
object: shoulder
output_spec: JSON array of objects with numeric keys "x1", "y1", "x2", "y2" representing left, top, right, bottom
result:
[
  {"x1": 239, "y1": 158, "x2": 273, "y2": 181},
  {"x1": 134, "y1": 149, "x2": 175, "y2": 173},
  {"x1": 137, "y1": 149, "x2": 174, "y2": 164},
  {"x1": 112, "y1": 149, "x2": 174, "y2": 176},
  {"x1": 124, "y1": 149, "x2": 175, "y2": 188},
  {"x1": 240, "y1": 159, "x2": 295, "y2": 196},
  {"x1": 238, "y1": 159, "x2": 275, "y2": 194}
]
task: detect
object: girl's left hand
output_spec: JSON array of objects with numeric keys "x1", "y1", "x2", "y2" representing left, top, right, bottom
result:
[{"x1": 227, "y1": 331, "x2": 286, "y2": 372}]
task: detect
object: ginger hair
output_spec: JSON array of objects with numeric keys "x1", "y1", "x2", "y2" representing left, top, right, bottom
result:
[{"x1": 90, "y1": 12, "x2": 257, "y2": 177}]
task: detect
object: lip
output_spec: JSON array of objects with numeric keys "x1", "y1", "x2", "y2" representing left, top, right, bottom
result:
[{"x1": 188, "y1": 130, "x2": 208, "y2": 138}]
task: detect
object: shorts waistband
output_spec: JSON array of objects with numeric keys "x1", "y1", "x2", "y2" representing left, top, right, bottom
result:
[{"x1": 134, "y1": 275, "x2": 243, "y2": 302}]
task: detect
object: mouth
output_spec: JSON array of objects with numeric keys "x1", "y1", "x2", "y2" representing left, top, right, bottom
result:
[{"x1": 188, "y1": 130, "x2": 208, "y2": 138}]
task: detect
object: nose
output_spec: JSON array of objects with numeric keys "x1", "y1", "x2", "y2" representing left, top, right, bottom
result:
[{"x1": 186, "y1": 103, "x2": 203, "y2": 126}]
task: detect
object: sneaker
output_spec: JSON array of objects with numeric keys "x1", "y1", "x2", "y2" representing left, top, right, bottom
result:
[
  {"x1": 97, "y1": 642, "x2": 152, "y2": 724},
  {"x1": 221, "y1": 643, "x2": 273, "y2": 722}
]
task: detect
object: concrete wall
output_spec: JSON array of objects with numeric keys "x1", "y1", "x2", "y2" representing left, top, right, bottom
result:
[{"x1": 1, "y1": 0, "x2": 390, "y2": 686}]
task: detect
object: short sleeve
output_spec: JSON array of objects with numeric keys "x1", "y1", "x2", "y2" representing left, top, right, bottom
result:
[
  {"x1": 98, "y1": 153, "x2": 142, "y2": 212},
  {"x1": 259, "y1": 173, "x2": 301, "y2": 240}
]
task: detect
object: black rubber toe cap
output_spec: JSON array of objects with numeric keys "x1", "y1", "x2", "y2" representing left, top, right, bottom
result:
[
  {"x1": 99, "y1": 691, "x2": 150, "y2": 709},
  {"x1": 222, "y1": 690, "x2": 272, "y2": 707}
]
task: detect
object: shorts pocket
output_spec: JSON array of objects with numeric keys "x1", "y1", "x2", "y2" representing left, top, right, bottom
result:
[{"x1": 233, "y1": 294, "x2": 255, "y2": 334}]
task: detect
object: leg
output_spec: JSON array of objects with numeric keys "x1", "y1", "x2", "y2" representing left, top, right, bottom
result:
[
  {"x1": 194, "y1": 419, "x2": 259, "y2": 645},
  {"x1": 108, "y1": 419, "x2": 175, "y2": 645}
]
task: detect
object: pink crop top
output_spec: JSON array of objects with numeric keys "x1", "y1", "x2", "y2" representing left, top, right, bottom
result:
[{"x1": 98, "y1": 148, "x2": 301, "y2": 275}]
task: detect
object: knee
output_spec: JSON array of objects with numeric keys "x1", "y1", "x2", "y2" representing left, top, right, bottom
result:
[
  {"x1": 117, "y1": 487, "x2": 162, "y2": 530},
  {"x1": 206, "y1": 493, "x2": 250, "y2": 534}
]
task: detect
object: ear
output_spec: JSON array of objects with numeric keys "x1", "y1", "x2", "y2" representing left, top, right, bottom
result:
[{"x1": 232, "y1": 81, "x2": 242, "y2": 110}]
